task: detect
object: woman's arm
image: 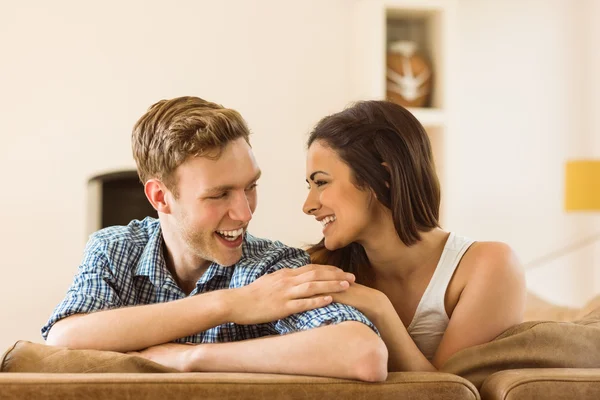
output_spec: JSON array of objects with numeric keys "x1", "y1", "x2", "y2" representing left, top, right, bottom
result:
[
  {"x1": 329, "y1": 242, "x2": 526, "y2": 371},
  {"x1": 328, "y1": 283, "x2": 437, "y2": 371},
  {"x1": 431, "y1": 242, "x2": 526, "y2": 368}
]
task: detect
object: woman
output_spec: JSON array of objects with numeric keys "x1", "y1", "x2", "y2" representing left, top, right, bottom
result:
[{"x1": 303, "y1": 100, "x2": 526, "y2": 372}]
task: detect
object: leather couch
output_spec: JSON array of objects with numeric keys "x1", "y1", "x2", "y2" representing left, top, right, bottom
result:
[{"x1": 1, "y1": 294, "x2": 599, "y2": 400}]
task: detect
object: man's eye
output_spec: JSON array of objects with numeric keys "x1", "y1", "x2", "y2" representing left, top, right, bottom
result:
[
  {"x1": 209, "y1": 192, "x2": 228, "y2": 199},
  {"x1": 245, "y1": 183, "x2": 258, "y2": 191}
]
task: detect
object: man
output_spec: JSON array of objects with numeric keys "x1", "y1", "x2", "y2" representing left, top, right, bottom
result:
[{"x1": 43, "y1": 96, "x2": 387, "y2": 382}]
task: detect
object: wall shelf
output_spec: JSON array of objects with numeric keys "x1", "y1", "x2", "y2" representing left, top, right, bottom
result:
[
  {"x1": 383, "y1": 0, "x2": 448, "y2": 13},
  {"x1": 353, "y1": 0, "x2": 455, "y2": 223},
  {"x1": 407, "y1": 107, "x2": 446, "y2": 128}
]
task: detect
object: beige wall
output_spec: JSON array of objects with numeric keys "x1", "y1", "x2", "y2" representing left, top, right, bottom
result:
[
  {"x1": 0, "y1": 0, "x2": 597, "y2": 351},
  {"x1": 449, "y1": 0, "x2": 600, "y2": 306},
  {"x1": 584, "y1": 0, "x2": 600, "y2": 292},
  {"x1": 0, "y1": 0, "x2": 351, "y2": 351}
]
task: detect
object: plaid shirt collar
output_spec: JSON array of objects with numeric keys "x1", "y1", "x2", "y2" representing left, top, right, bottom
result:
[
  {"x1": 134, "y1": 223, "x2": 170, "y2": 288},
  {"x1": 134, "y1": 221, "x2": 235, "y2": 290}
]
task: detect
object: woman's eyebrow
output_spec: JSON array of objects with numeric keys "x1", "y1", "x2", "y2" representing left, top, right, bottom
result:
[{"x1": 309, "y1": 171, "x2": 329, "y2": 181}]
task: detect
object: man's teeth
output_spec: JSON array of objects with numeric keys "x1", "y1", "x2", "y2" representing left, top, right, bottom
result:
[
  {"x1": 320, "y1": 215, "x2": 336, "y2": 227},
  {"x1": 216, "y1": 228, "x2": 244, "y2": 241}
]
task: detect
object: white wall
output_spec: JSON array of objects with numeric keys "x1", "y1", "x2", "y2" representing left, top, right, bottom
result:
[
  {"x1": 0, "y1": 0, "x2": 597, "y2": 352},
  {"x1": 584, "y1": 0, "x2": 600, "y2": 293},
  {"x1": 448, "y1": 0, "x2": 599, "y2": 307},
  {"x1": 0, "y1": 0, "x2": 350, "y2": 351}
]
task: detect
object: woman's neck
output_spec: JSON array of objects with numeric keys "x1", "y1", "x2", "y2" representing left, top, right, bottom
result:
[{"x1": 358, "y1": 212, "x2": 449, "y2": 282}]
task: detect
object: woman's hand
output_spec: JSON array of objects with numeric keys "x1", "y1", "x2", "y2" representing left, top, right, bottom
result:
[
  {"x1": 329, "y1": 282, "x2": 393, "y2": 325},
  {"x1": 128, "y1": 343, "x2": 197, "y2": 372}
]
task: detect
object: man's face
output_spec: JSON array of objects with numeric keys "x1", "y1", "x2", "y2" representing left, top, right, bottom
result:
[{"x1": 168, "y1": 137, "x2": 260, "y2": 267}]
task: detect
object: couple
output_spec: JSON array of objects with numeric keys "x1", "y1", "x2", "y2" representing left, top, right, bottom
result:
[{"x1": 42, "y1": 96, "x2": 525, "y2": 382}]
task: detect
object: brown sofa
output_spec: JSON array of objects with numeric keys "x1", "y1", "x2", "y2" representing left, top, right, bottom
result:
[{"x1": 1, "y1": 294, "x2": 599, "y2": 400}]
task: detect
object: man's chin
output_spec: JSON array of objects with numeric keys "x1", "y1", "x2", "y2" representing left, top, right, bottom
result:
[
  {"x1": 207, "y1": 234, "x2": 245, "y2": 266},
  {"x1": 212, "y1": 250, "x2": 243, "y2": 267}
]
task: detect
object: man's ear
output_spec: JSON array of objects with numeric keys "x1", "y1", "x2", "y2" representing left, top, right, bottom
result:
[
  {"x1": 381, "y1": 162, "x2": 391, "y2": 189},
  {"x1": 144, "y1": 179, "x2": 171, "y2": 214}
]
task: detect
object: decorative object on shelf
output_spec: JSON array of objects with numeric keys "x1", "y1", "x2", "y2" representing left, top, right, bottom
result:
[{"x1": 386, "y1": 40, "x2": 432, "y2": 108}]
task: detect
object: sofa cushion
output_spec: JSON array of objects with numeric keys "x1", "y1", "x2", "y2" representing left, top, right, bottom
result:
[
  {"x1": 480, "y1": 369, "x2": 600, "y2": 400},
  {"x1": 0, "y1": 372, "x2": 479, "y2": 400},
  {"x1": 1, "y1": 341, "x2": 176, "y2": 373},
  {"x1": 525, "y1": 293, "x2": 600, "y2": 322},
  {"x1": 441, "y1": 306, "x2": 600, "y2": 389},
  {"x1": 0, "y1": 342, "x2": 480, "y2": 399}
]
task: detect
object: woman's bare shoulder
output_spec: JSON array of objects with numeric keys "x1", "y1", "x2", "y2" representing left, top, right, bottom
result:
[{"x1": 460, "y1": 240, "x2": 524, "y2": 287}]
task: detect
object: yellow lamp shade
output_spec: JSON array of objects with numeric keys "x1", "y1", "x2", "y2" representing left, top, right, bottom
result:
[{"x1": 565, "y1": 160, "x2": 600, "y2": 211}]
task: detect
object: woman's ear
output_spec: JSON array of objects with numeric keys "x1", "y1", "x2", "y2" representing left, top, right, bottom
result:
[
  {"x1": 370, "y1": 188, "x2": 378, "y2": 201},
  {"x1": 381, "y1": 162, "x2": 391, "y2": 189},
  {"x1": 144, "y1": 179, "x2": 172, "y2": 214}
]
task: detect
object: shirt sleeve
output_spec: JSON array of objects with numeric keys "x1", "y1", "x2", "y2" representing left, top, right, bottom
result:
[
  {"x1": 41, "y1": 238, "x2": 123, "y2": 340},
  {"x1": 261, "y1": 244, "x2": 379, "y2": 336},
  {"x1": 273, "y1": 303, "x2": 380, "y2": 336}
]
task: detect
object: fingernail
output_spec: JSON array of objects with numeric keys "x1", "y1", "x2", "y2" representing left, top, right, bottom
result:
[{"x1": 340, "y1": 281, "x2": 349, "y2": 287}]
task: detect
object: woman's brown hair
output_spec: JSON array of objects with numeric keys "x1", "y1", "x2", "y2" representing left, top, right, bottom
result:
[{"x1": 306, "y1": 101, "x2": 440, "y2": 277}]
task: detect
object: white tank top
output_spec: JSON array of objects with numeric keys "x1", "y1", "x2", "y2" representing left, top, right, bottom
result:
[{"x1": 406, "y1": 232, "x2": 475, "y2": 360}]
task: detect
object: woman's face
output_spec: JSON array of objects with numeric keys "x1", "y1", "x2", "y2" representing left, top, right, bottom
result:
[{"x1": 303, "y1": 140, "x2": 377, "y2": 250}]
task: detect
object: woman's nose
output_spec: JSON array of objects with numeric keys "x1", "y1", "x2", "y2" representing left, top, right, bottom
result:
[{"x1": 303, "y1": 190, "x2": 320, "y2": 215}]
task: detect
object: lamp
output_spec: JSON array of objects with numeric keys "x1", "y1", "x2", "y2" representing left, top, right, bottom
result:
[
  {"x1": 526, "y1": 160, "x2": 600, "y2": 270},
  {"x1": 565, "y1": 160, "x2": 600, "y2": 211}
]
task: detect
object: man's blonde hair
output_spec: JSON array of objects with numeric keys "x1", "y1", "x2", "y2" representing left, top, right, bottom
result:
[{"x1": 132, "y1": 96, "x2": 251, "y2": 196}]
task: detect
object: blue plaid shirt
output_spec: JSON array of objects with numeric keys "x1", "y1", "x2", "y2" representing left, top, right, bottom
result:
[{"x1": 42, "y1": 217, "x2": 376, "y2": 343}]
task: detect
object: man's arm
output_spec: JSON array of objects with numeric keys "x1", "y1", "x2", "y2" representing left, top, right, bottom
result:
[
  {"x1": 46, "y1": 290, "x2": 226, "y2": 352},
  {"x1": 136, "y1": 321, "x2": 388, "y2": 382},
  {"x1": 46, "y1": 264, "x2": 355, "y2": 352}
]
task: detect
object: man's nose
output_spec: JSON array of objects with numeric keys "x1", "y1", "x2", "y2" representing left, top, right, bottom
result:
[{"x1": 229, "y1": 191, "x2": 253, "y2": 222}]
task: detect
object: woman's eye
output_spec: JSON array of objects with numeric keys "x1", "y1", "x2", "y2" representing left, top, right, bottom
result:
[
  {"x1": 245, "y1": 183, "x2": 258, "y2": 191},
  {"x1": 306, "y1": 180, "x2": 327, "y2": 189}
]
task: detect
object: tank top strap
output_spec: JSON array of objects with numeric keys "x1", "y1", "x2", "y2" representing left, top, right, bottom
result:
[{"x1": 407, "y1": 232, "x2": 475, "y2": 332}]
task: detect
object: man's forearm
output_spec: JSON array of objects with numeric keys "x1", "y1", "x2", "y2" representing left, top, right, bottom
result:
[
  {"x1": 46, "y1": 263, "x2": 356, "y2": 353},
  {"x1": 46, "y1": 290, "x2": 230, "y2": 352},
  {"x1": 186, "y1": 321, "x2": 388, "y2": 382}
]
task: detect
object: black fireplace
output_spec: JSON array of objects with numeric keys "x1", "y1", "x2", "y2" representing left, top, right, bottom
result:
[{"x1": 87, "y1": 170, "x2": 157, "y2": 232}]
